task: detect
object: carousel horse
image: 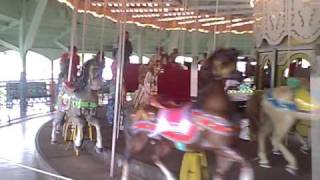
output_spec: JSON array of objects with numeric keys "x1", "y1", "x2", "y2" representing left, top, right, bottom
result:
[
  {"x1": 51, "y1": 55, "x2": 105, "y2": 154},
  {"x1": 246, "y1": 77, "x2": 320, "y2": 175},
  {"x1": 121, "y1": 48, "x2": 254, "y2": 180}
]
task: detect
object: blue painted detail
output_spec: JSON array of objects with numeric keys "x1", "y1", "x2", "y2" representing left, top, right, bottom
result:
[
  {"x1": 175, "y1": 142, "x2": 188, "y2": 152},
  {"x1": 266, "y1": 90, "x2": 297, "y2": 111}
]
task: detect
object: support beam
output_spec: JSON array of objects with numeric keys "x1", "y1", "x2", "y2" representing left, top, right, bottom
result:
[
  {"x1": 23, "y1": 0, "x2": 48, "y2": 51},
  {"x1": 0, "y1": 14, "x2": 18, "y2": 22},
  {"x1": 56, "y1": 28, "x2": 71, "y2": 40},
  {"x1": 0, "y1": 21, "x2": 19, "y2": 32},
  {"x1": 0, "y1": 39, "x2": 19, "y2": 51},
  {"x1": 54, "y1": 40, "x2": 68, "y2": 51}
]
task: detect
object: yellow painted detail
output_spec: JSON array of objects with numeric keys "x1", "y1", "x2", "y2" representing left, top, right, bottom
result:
[{"x1": 180, "y1": 152, "x2": 210, "y2": 180}]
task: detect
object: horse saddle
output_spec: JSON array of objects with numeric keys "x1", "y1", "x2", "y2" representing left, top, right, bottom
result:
[
  {"x1": 133, "y1": 105, "x2": 199, "y2": 144},
  {"x1": 132, "y1": 105, "x2": 239, "y2": 144},
  {"x1": 266, "y1": 90, "x2": 297, "y2": 111}
]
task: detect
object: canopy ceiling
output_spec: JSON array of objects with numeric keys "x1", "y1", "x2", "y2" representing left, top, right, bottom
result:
[
  {"x1": 59, "y1": 0, "x2": 254, "y2": 32},
  {"x1": 0, "y1": 0, "x2": 254, "y2": 60}
]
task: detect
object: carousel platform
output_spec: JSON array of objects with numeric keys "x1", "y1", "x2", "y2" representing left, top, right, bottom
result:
[{"x1": 36, "y1": 112, "x2": 312, "y2": 180}]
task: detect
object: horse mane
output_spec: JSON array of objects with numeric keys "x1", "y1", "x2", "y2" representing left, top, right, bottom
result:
[
  {"x1": 200, "y1": 48, "x2": 239, "y2": 83},
  {"x1": 74, "y1": 59, "x2": 96, "y2": 91},
  {"x1": 58, "y1": 60, "x2": 70, "y2": 81}
]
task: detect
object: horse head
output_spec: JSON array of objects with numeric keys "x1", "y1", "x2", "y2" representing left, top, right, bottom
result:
[
  {"x1": 76, "y1": 56, "x2": 105, "y2": 91},
  {"x1": 284, "y1": 77, "x2": 320, "y2": 112},
  {"x1": 200, "y1": 48, "x2": 239, "y2": 80}
]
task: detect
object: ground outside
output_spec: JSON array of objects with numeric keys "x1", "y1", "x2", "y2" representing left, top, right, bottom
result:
[{"x1": 37, "y1": 112, "x2": 311, "y2": 180}]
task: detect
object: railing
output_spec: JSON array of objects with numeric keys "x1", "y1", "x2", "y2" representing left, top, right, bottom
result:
[{"x1": 0, "y1": 79, "x2": 57, "y2": 108}]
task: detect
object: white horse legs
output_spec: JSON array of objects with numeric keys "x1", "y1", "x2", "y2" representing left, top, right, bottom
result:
[
  {"x1": 51, "y1": 111, "x2": 65, "y2": 144},
  {"x1": 259, "y1": 101, "x2": 299, "y2": 174},
  {"x1": 273, "y1": 113, "x2": 298, "y2": 174},
  {"x1": 294, "y1": 132, "x2": 310, "y2": 153},
  {"x1": 121, "y1": 160, "x2": 129, "y2": 180},
  {"x1": 86, "y1": 116, "x2": 103, "y2": 151},
  {"x1": 154, "y1": 160, "x2": 176, "y2": 180},
  {"x1": 74, "y1": 122, "x2": 84, "y2": 147},
  {"x1": 257, "y1": 114, "x2": 273, "y2": 168}
]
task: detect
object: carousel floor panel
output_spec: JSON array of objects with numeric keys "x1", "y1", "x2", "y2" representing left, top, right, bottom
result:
[
  {"x1": 37, "y1": 118, "x2": 311, "y2": 180},
  {"x1": 0, "y1": 114, "x2": 64, "y2": 180}
]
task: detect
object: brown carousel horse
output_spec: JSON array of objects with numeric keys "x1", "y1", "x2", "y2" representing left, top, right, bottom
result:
[
  {"x1": 121, "y1": 49, "x2": 254, "y2": 180},
  {"x1": 246, "y1": 77, "x2": 320, "y2": 175}
]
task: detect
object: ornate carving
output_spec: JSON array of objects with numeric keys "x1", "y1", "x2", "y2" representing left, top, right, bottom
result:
[{"x1": 254, "y1": 0, "x2": 320, "y2": 47}]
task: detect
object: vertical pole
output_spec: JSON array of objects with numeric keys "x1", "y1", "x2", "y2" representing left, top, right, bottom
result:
[
  {"x1": 180, "y1": 31, "x2": 186, "y2": 56},
  {"x1": 255, "y1": 51, "x2": 260, "y2": 90},
  {"x1": 137, "y1": 29, "x2": 143, "y2": 63},
  {"x1": 212, "y1": 0, "x2": 219, "y2": 51},
  {"x1": 50, "y1": 59, "x2": 55, "y2": 112},
  {"x1": 190, "y1": 32, "x2": 199, "y2": 100},
  {"x1": 311, "y1": 45, "x2": 320, "y2": 180},
  {"x1": 190, "y1": 0, "x2": 199, "y2": 99},
  {"x1": 271, "y1": 49, "x2": 277, "y2": 88},
  {"x1": 19, "y1": 0, "x2": 27, "y2": 116},
  {"x1": 68, "y1": 3, "x2": 78, "y2": 82},
  {"x1": 110, "y1": 0, "x2": 127, "y2": 176},
  {"x1": 20, "y1": 52, "x2": 27, "y2": 116},
  {"x1": 81, "y1": 0, "x2": 89, "y2": 65}
]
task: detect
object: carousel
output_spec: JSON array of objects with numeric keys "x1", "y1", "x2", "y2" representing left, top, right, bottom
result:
[{"x1": 30, "y1": 0, "x2": 320, "y2": 180}]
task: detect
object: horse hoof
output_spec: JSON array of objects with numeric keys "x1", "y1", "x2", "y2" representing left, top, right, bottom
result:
[
  {"x1": 74, "y1": 145, "x2": 81, "y2": 156},
  {"x1": 272, "y1": 150, "x2": 281, "y2": 155},
  {"x1": 95, "y1": 147, "x2": 103, "y2": 154},
  {"x1": 286, "y1": 167, "x2": 298, "y2": 176},
  {"x1": 239, "y1": 167, "x2": 254, "y2": 180},
  {"x1": 259, "y1": 162, "x2": 271, "y2": 168},
  {"x1": 55, "y1": 130, "x2": 61, "y2": 134},
  {"x1": 300, "y1": 147, "x2": 309, "y2": 154},
  {"x1": 51, "y1": 140, "x2": 57, "y2": 144}
]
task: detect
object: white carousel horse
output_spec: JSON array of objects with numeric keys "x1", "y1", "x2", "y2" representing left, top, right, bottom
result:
[
  {"x1": 51, "y1": 58, "x2": 105, "y2": 153},
  {"x1": 246, "y1": 78, "x2": 320, "y2": 175}
]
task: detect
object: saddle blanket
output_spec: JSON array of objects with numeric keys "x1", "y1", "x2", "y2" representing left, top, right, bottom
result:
[
  {"x1": 266, "y1": 90, "x2": 297, "y2": 111},
  {"x1": 132, "y1": 107, "x2": 239, "y2": 145}
]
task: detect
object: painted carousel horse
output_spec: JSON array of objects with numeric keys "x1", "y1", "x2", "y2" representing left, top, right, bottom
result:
[
  {"x1": 122, "y1": 48, "x2": 254, "y2": 180},
  {"x1": 51, "y1": 56, "x2": 105, "y2": 154},
  {"x1": 246, "y1": 77, "x2": 320, "y2": 175}
]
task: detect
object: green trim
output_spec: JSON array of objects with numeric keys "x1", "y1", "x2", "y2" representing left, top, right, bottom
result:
[
  {"x1": 287, "y1": 77, "x2": 301, "y2": 89},
  {"x1": 72, "y1": 100, "x2": 97, "y2": 109}
]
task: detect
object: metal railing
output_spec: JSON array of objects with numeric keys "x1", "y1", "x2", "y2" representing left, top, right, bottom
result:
[{"x1": 0, "y1": 79, "x2": 57, "y2": 108}]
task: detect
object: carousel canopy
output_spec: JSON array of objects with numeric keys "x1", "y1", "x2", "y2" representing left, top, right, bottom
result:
[{"x1": 0, "y1": 0, "x2": 254, "y2": 60}]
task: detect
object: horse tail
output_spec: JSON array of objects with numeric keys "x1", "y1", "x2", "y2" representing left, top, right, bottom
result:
[{"x1": 245, "y1": 90, "x2": 264, "y2": 138}]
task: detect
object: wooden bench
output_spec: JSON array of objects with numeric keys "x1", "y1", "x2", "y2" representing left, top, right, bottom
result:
[{"x1": 6, "y1": 82, "x2": 51, "y2": 108}]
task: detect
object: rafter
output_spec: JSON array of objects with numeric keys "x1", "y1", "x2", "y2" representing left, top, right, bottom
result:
[
  {"x1": 54, "y1": 40, "x2": 68, "y2": 51},
  {"x1": 0, "y1": 39, "x2": 19, "y2": 51},
  {"x1": 0, "y1": 21, "x2": 19, "y2": 32},
  {"x1": 23, "y1": 0, "x2": 48, "y2": 51}
]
